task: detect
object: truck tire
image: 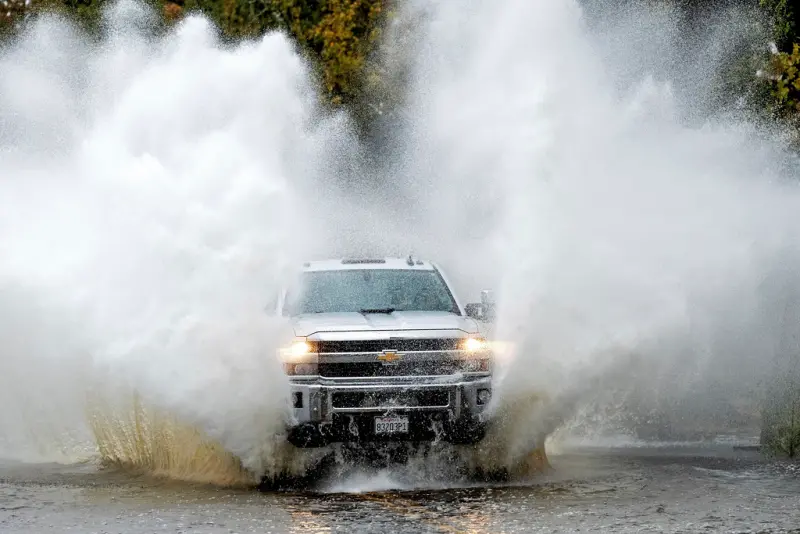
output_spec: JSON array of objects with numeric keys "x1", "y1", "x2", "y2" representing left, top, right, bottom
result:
[
  {"x1": 446, "y1": 420, "x2": 487, "y2": 445},
  {"x1": 258, "y1": 452, "x2": 336, "y2": 491},
  {"x1": 287, "y1": 423, "x2": 327, "y2": 448}
]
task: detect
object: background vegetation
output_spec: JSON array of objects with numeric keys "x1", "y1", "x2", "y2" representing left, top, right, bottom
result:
[{"x1": 3, "y1": 0, "x2": 800, "y2": 139}]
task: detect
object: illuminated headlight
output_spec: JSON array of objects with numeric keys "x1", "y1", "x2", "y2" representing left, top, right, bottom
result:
[
  {"x1": 279, "y1": 338, "x2": 319, "y2": 376},
  {"x1": 291, "y1": 339, "x2": 314, "y2": 357},
  {"x1": 461, "y1": 336, "x2": 488, "y2": 352},
  {"x1": 279, "y1": 337, "x2": 319, "y2": 362},
  {"x1": 477, "y1": 388, "x2": 491, "y2": 405}
]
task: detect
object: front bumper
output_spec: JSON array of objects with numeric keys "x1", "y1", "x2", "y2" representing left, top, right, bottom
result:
[{"x1": 286, "y1": 374, "x2": 492, "y2": 445}]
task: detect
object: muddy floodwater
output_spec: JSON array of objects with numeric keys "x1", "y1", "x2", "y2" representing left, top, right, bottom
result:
[{"x1": 1, "y1": 443, "x2": 798, "y2": 533}]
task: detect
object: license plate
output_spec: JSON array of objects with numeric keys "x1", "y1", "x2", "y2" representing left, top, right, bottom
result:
[{"x1": 374, "y1": 416, "x2": 409, "y2": 435}]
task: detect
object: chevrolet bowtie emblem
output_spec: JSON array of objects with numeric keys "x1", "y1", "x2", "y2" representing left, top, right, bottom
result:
[{"x1": 377, "y1": 350, "x2": 402, "y2": 363}]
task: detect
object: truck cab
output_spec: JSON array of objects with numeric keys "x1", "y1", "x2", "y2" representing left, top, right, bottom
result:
[{"x1": 272, "y1": 257, "x2": 496, "y2": 448}]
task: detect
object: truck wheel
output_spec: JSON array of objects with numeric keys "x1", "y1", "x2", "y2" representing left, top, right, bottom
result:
[
  {"x1": 287, "y1": 423, "x2": 327, "y2": 448},
  {"x1": 446, "y1": 421, "x2": 487, "y2": 445},
  {"x1": 258, "y1": 472, "x2": 296, "y2": 492},
  {"x1": 258, "y1": 452, "x2": 336, "y2": 491},
  {"x1": 468, "y1": 466, "x2": 510, "y2": 483}
]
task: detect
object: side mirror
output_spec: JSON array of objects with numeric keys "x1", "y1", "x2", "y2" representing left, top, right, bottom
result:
[
  {"x1": 481, "y1": 289, "x2": 496, "y2": 322},
  {"x1": 465, "y1": 303, "x2": 485, "y2": 320},
  {"x1": 466, "y1": 289, "x2": 496, "y2": 322}
]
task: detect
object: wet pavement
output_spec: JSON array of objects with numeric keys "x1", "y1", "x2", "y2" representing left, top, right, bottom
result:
[{"x1": 0, "y1": 444, "x2": 798, "y2": 533}]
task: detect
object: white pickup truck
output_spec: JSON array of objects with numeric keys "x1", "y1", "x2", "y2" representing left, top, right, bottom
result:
[{"x1": 271, "y1": 257, "x2": 497, "y2": 449}]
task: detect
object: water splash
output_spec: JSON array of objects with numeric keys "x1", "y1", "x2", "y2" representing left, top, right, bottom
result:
[
  {"x1": 86, "y1": 391, "x2": 255, "y2": 486},
  {"x1": 0, "y1": 1, "x2": 345, "y2": 480},
  {"x1": 385, "y1": 0, "x2": 800, "y2": 468},
  {"x1": 2, "y1": 0, "x2": 800, "y2": 488}
]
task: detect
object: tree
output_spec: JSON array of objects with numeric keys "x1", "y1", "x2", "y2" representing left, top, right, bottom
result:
[
  {"x1": 1, "y1": 0, "x2": 29, "y2": 36},
  {"x1": 170, "y1": 0, "x2": 388, "y2": 115},
  {"x1": 760, "y1": 0, "x2": 797, "y2": 50},
  {"x1": 270, "y1": 0, "x2": 385, "y2": 107},
  {"x1": 181, "y1": 0, "x2": 281, "y2": 39}
]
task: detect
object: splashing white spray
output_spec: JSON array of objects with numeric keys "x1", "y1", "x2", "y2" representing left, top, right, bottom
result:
[
  {"x1": 2, "y1": 0, "x2": 800, "y2": 488},
  {"x1": 383, "y1": 0, "x2": 800, "y2": 468},
  {"x1": 0, "y1": 1, "x2": 353, "y2": 479}
]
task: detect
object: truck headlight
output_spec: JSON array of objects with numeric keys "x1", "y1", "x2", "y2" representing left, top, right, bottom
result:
[
  {"x1": 279, "y1": 337, "x2": 319, "y2": 362},
  {"x1": 461, "y1": 336, "x2": 488, "y2": 352},
  {"x1": 279, "y1": 338, "x2": 319, "y2": 377},
  {"x1": 290, "y1": 339, "x2": 315, "y2": 357}
]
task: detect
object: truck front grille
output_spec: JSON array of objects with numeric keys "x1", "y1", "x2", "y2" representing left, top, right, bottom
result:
[
  {"x1": 332, "y1": 390, "x2": 450, "y2": 409},
  {"x1": 319, "y1": 361, "x2": 462, "y2": 377},
  {"x1": 318, "y1": 338, "x2": 462, "y2": 353}
]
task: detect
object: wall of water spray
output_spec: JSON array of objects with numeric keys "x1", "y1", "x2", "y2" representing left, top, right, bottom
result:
[{"x1": 2, "y1": 0, "x2": 800, "y2": 485}]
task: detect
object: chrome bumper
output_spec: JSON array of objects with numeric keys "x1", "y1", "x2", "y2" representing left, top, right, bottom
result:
[{"x1": 288, "y1": 374, "x2": 492, "y2": 425}]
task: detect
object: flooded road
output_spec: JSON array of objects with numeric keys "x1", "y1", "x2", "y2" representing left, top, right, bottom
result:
[{"x1": 1, "y1": 444, "x2": 797, "y2": 533}]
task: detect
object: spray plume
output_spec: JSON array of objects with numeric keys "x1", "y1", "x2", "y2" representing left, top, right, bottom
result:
[{"x1": 1, "y1": 0, "x2": 799, "y2": 486}]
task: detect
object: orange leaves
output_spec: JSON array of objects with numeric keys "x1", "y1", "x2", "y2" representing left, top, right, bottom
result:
[
  {"x1": 282, "y1": 0, "x2": 385, "y2": 105},
  {"x1": 164, "y1": 2, "x2": 184, "y2": 22}
]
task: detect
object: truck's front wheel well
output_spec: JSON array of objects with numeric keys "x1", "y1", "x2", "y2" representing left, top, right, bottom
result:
[{"x1": 445, "y1": 419, "x2": 487, "y2": 445}]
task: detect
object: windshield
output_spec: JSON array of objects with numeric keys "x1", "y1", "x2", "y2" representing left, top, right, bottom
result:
[{"x1": 286, "y1": 269, "x2": 460, "y2": 315}]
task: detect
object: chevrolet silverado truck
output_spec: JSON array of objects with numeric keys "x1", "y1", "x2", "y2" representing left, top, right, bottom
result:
[{"x1": 271, "y1": 257, "x2": 497, "y2": 449}]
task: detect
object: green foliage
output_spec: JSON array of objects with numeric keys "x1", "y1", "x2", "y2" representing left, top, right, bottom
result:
[
  {"x1": 59, "y1": 0, "x2": 106, "y2": 30},
  {"x1": 7, "y1": 0, "x2": 798, "y2": 147},
  {"x1": 771, "y1": 43, "x2": 800, "y2": 107},
  {"x1": 1, "y1": 0, "x2": 387, "y2": 112},
  {"x1": 760, "y1": 0, "x2": 797, "y2": 50},
  {"x1": 763, "y1": 42, "x2": 800, "y2": 132},
  {"x1": 1, "y1": 0, "x2": 26, "y2": 37},
  {"x1": 181, "y1": 0, "x2": 281, "y2": 39},
  {"x1": 2, "y1": 0, "x2": 166, "y2": 36},
  {"x1": 753, "y1": 2, "x2": 800, "y2": 146},
  {"x1": 768, "y1": 421, "x2": 800, "y2": 457},
  {"x1": 763, "y1": 394, "x2": 800, "y2": 458},
  {"x1": 272, "y1": 0, "x2": 385, "y2": 106},
  {"x1": 160, "y1": 0, "x2": 388, "y2": 109},
  {"x1": 760, "y1": 338, "x2": 800, "y2": 459}
]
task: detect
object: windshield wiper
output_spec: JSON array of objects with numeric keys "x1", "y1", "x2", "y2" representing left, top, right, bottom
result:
[{"x1": 359, "y1": 308, "x2": 397, "y2": 314}]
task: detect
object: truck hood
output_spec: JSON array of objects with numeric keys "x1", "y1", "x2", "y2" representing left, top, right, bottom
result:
[{"x1": 291, "y1": 311, "x2": 479, "y2": 338}]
